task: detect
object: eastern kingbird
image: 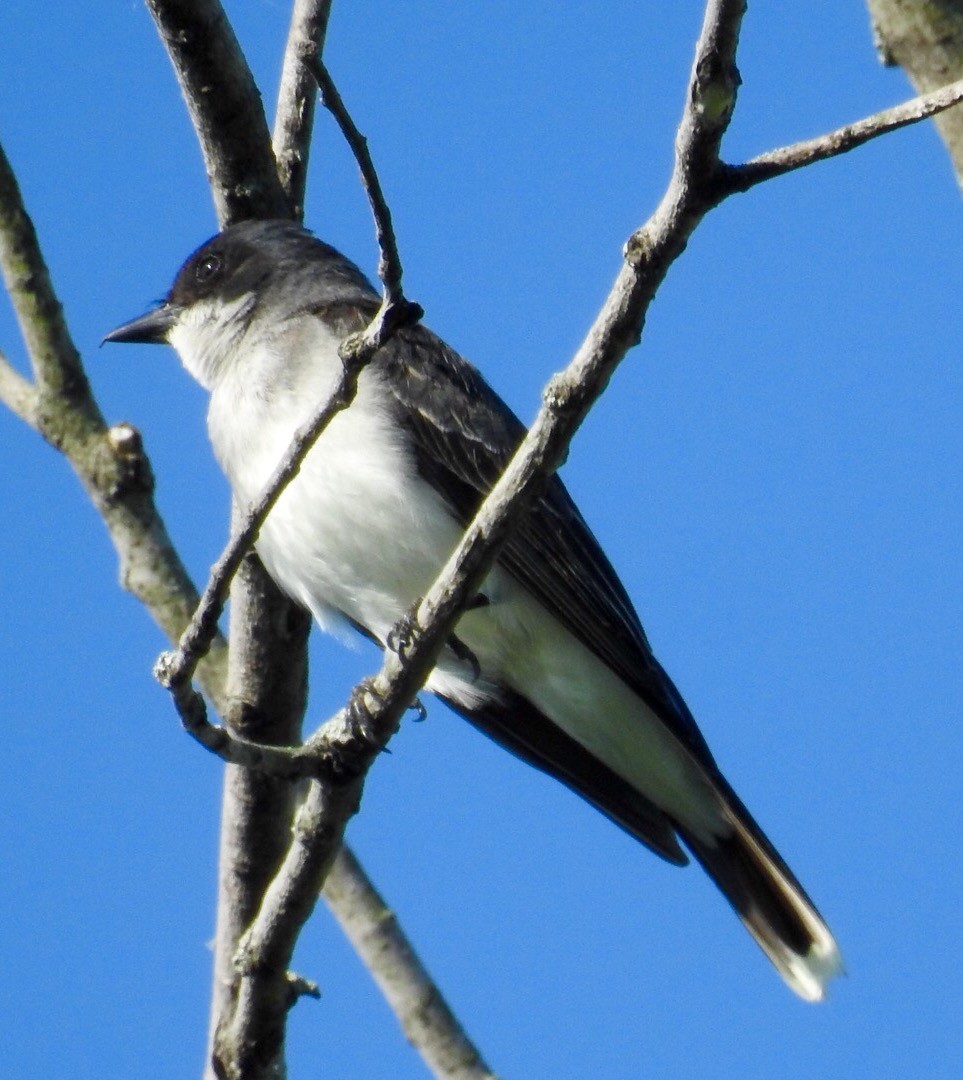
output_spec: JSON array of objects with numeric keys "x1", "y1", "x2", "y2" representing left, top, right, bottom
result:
[{"x1": 106, "y1": 219, "x2": 842, "y2": 1000}]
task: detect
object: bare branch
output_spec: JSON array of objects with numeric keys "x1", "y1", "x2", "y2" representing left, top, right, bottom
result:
[
  {"x1": 273, "y1": 0, "x2": 334, "y2": 219},
  {"x1": 205, "y1": 547, "x2": 313, "y2": 1080},
  {"x1": 324, "y1": 847, "x2": 497, "y2": 1080},
  {"x1": 156, "y1": 353, "x2": 362, "y2": 695},
  {"x1": 723, "y1": 76, "x2": 963, "y2": 192},
  {"x1": 0, "y1": 141, "x2": 96, "y2": 408},
  {"x1": 145, "y1": 0, "x2": 291, "y2": 223},
  {"x1": 676, "y1": 0, "x2": 745, "y2": 176},
  {"x1": 140, "y1": 13, "x2": 317, "y2": 1078},
  {"x1": 160, "y1": 671, "x2": 311, "y2": 776}
]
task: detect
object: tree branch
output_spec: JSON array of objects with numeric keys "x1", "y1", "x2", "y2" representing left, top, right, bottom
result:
[
  {"x1": 722, "y1": 75, "x2": 963, "y2": 192},
  {"x1": 323, "y1": 847, "x2": 497, "y2": 1080},
  {"x1": 0, "y1": 143, "x2": 98, "y2": 410},
  {"x1": 137, "y1": 12, "x2": 330, "y2": 1079},
  {"x1": 308, "y1": 56, "x2": 408, "y2": 300},
  {"x1": 273, "y1": 0, "x2": 334, "y2": 221},
  {"x1": 206, "y1": 544, "x2": 313, "y2": 1080}
]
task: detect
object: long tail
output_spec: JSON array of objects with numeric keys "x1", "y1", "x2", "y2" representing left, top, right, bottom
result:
[
  {"x1": 678, "y1": 776, "x2": 843, "y2": 1002},
  {"x1": 453, "y1": 686, "x2": 843, "y2": 998}
]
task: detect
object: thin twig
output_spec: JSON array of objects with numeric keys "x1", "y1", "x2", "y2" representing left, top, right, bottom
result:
[
  {"x1": 0, "y1": 141, "x2": 95, "y2": 407},
  {"x1": 273, "y1": 0, "x2": 334, "y2": 220},
  {"x1": 323, "y1": 847, "x2": 498, "y2": 1080},
  {"x1": 156, "y1": 355, "x2": 362, "y2": 694},
  {"x1": 205, "y1": 536, "x2": 314, "y2": 1080},
  {"x1": 723, "y1": 76, "x2": 963, "y2": 192},
  {"x1": 164, "y1": 674, "x2": 315, "y2": 776},
  {"x1": 308, "y1": 55, "x2": 407, "y2": 299}
]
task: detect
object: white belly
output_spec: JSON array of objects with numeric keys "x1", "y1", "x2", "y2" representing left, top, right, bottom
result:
[{"x1": 209, "y1": 340, "x2": 463, "y2": 643}]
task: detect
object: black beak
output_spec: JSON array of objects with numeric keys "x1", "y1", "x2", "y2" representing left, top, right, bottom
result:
[{"x1": 102, "y1": 303, "x2": 180, "y2": 346}]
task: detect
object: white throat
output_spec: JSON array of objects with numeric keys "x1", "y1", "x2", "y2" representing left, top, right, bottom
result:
[{"x1": 168, "y1": 292, "x2": 256, "y2": 390}]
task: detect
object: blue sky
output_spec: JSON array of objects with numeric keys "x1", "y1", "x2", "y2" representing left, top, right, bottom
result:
[{"x1": 2, "y1": 3, "x2": 962, "y2": 1077}]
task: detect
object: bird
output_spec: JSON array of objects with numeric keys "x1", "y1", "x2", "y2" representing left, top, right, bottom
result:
[{"x1": 105, "y1": 218, "x2": 842, "y2": 1000}]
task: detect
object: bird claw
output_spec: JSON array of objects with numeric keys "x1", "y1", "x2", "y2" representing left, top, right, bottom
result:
[
  {"x1": 347, "y1": 677, "x2": 384, "y2": 744},
  {"x1": 386, "y1": 611, "x2": 420, "y2": 659}
]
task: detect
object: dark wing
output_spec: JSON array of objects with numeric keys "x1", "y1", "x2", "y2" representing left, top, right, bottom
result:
[{"x1": 377, "y1": 324, "x2": 716, "y2": 767}]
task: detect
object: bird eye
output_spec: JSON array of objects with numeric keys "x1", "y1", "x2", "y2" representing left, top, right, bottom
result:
[{"x1": 195, "y1": 254, "x2": 222, "y2": 283}]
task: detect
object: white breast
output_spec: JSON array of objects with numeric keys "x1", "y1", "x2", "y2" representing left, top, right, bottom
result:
[{"x1": 205, "y1": 316, "x2": 465, "y2": 644}]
